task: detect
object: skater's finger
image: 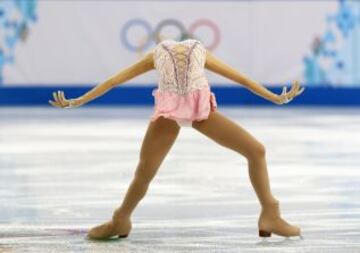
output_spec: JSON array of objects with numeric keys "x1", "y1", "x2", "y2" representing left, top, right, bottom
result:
[
  {"x1": 61, "y1": 91, "x2": 67, "y2": 102},
  {"x1": 49, "y1": 100, "x2": 61, "y2": 108},
  {"x1": 297, "y1": 87, "x2": 305, "y2": 96},
  {"x1": 57, "y1": 91, "x2": 65, "y2": 106},
  {"x1": 58, "y1": 91, "x2": 67, "y2": 107},
  {"x1": 289, "y1": 81, "x2": 299, "y2": 96},
  {"x1": 53, "y1": 92, "x2": 60, "y2": 104},
  {"x1": 60, "y1": 91, "x2": 67, "y2": 106}
]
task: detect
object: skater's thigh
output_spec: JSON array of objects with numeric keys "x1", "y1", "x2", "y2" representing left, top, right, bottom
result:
[
  {"x1": 139, "y1": 116, "x2": 180, "y2": 169},
  {"x1": 191, "y1": 111, "x2": 265, "y2": 158}
]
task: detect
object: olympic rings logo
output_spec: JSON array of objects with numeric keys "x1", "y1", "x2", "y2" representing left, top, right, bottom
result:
[{"x1": 121, "y1": 18, "x2": 221, "y2": 53}]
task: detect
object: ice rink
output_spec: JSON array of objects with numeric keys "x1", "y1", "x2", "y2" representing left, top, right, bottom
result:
[{"x1": 0, "y1": 106, "x2": 359, "y2": 253}]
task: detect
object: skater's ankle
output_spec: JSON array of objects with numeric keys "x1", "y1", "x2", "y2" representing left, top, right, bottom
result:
[
  {"x1": 112, "y1": 208, "x2": 131, "y2": 221},
  {"x1": 261, "y1": 198, "x2": 279, "y2": 208}
]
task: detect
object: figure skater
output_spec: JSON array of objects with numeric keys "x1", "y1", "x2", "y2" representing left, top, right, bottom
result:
[{"x1": 49, "y1": 38, "x2": 304, "y2": 240}]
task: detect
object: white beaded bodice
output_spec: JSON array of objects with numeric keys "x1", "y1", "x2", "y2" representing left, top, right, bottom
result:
[{"x1": 153, "y1": 39, "x2": 209, "y2": 95}]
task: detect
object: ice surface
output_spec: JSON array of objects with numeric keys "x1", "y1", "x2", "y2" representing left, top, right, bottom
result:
[{"x1": 0, "y1": 106, "x2": 359, "y2": 253}]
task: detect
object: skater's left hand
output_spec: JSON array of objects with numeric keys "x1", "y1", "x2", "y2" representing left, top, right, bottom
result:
[
  {"x1": 49, "y1": 90, "x2": 83, "y2": 108},
  {"x1": 273, "y1": 80, "x2": 305, "y2": 105}
]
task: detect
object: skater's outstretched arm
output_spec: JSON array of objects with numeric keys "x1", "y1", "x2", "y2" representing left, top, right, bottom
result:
[
  {"x1": 49, "y1": 51, "x2": 155, "y2": 108},
  {"x1": 204, "y1": 50, "x2": 304, "y2": 104}
]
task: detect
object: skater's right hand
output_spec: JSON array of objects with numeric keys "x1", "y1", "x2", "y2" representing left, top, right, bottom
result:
[
  {"x1": 273, "y1": 80, "x2": 305, "y2": 105},
  {"x1": 49, "y1": 90, "x2": 84, "y2": 109}
]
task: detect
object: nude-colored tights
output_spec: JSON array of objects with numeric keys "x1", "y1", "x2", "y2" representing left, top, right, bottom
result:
[{"x1": 116, "y1": 110, "x2": 278, "y2": 220}]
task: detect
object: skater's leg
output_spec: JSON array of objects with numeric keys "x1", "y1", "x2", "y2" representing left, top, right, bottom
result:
[
  {"x1": 115, "y1": 116, "x2": 181, "y2": 218},
  {"x1": 192, "y1": 111, "x2": 301, "y2": 237},
  {"x1": 192, "y1": 111, "x2": 277, "y2": 206},
  {"x1": 88, "y1": 116, "x2": 180, "y2": 239}
]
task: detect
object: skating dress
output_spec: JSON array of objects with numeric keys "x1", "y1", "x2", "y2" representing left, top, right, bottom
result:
[{"x1": 150, "y1": 39, "x2": 218, "y2": 127}]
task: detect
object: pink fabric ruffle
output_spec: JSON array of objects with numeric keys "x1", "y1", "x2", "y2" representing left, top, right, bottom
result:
[{"x1": 150, "y1": 86, "x2": 217, "y2": 126}]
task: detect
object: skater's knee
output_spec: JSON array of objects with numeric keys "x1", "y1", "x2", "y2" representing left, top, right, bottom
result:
[{"x1": 246, "y1": 142, "x2": 266, "y2": 161}]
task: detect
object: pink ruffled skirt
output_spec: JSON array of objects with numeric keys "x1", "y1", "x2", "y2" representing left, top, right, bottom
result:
[{"x1": 150, "y1": 85, "x2": 218, "y2": 127}]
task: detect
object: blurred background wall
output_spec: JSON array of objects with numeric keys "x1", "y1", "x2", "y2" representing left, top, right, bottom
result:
[{"x1": 0, "y1": 0, "x2": 359, "y2": 105}]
